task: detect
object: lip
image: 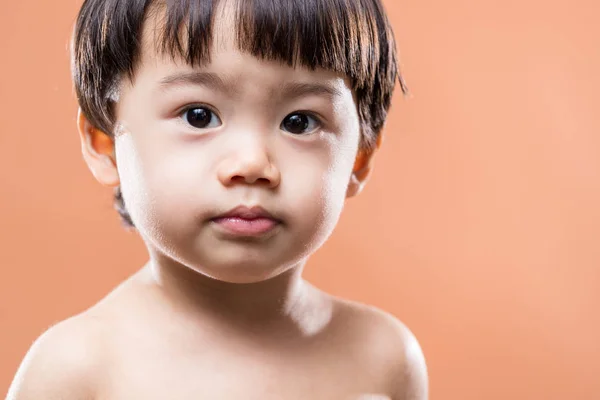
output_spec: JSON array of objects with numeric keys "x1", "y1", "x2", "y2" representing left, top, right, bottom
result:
[
  {"x1": 210, "y1": 205, "x2": 281, "y2": 237},
  {"x1": 214, "y1": 205, "x2": 279, "y2": 220}
]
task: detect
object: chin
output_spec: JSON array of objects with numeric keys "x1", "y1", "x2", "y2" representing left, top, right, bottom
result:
[
  {"x1": 199, "y1": 263, "x2": 290, "y2": 284},
  {"x1": 188, "y1": 253, "x2": 293, "y2": 284}
]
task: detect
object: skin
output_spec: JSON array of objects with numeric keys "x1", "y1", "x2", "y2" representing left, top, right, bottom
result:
[{"x1": 7, "y1": 4, "x2": 428, "y2": 400}]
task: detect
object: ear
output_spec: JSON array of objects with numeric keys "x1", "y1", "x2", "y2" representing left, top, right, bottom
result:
[
  {"x1": 346, "y1": 133, "x2": 384, "y2": 198},
  {"x1": 77, "y1": 109, "x2": 120, "y2": 187}
]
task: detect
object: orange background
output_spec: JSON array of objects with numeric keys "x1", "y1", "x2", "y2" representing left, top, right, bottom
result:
[{"x1": 1, "y1": 0, "x2": 599, "y2": 399}]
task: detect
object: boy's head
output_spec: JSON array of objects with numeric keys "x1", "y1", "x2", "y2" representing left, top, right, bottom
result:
[{"x1": 72, "y1": 0, "x2": 404, "y2": 282}]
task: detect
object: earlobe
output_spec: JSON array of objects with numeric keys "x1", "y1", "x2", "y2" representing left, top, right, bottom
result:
[
  {"x1": 346, "y1": 155, "x2": 372, "y2": 198},
  {"x1": 77, "y1": 109, "x2": 120, "y2": 187},
  {"x1": 346, "y1": 133, "x2": 384, "y2": 198},
  {"x1": 346, "y1": 152, "x2": 374, "y2": 198},
  {"x1": 346, "y1": 173, "x2": 363, "y2": 198}
]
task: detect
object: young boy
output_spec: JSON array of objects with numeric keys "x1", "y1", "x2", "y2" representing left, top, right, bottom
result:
[{"x1": 8, "y1": 0, "x2": 427, "y2": 399}]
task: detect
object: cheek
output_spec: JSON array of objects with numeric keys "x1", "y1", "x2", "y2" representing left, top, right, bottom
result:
[
  {"x1": 115, "y1": 134, "x2": 202, "y2": 232},
  {"x1": 283, "y1": 138, "x2": 357, "y2": 228},
  {"x1": 114, "y1": 135, "x2": 151, "y2": 224},
  {"x1": 322, "y1": 133, "x2": 362, "y2": 215},
  {"x1": 323, "y1": 146, "x2": 358, "y2": 214}
]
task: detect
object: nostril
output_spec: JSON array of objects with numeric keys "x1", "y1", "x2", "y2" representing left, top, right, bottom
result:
[{"x1": 230, "y1": 175, "x2": 271, "y2": 185}]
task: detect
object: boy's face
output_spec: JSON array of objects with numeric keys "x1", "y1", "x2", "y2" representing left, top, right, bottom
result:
[{"x1": 81, "y1": 7, "x2": 375, "y2": 283}]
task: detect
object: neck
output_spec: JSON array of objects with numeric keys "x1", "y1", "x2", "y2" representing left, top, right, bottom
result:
[{"x1": 143, "y1": 251, "x2": 315, "y2": 335}]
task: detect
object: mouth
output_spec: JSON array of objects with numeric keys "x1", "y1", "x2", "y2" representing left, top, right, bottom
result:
[{"x1": 210, "y1": 205, "x2": 281, "y2": 237}]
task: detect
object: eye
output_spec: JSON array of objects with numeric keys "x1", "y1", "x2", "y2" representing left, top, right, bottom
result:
[
  {"x1": 280, "y1": 112, "x2": 320, "y2": 135},
  {"x1": 181, "y1": 106, "x2": 222, "y2": 129}
]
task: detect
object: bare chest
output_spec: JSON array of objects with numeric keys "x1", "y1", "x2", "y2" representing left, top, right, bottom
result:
[{"x1": 98, "y1": 338, "x2": 392, "y2": 400}]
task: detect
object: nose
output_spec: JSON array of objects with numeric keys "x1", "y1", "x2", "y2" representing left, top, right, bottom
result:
[{"x1": 217, "y1": 140, "x2": 281, "y2": 189}]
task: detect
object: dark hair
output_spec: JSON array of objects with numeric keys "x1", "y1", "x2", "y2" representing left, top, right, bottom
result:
[{"x1": 72, "y1": 0, "x2": 406, "y2": 229}]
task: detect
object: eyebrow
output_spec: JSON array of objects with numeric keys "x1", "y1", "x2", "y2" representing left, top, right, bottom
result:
[
  {"x1": 158, "y1": 71, "x2": 342, "y2": 100},
  {"x1": 159, "y1": 72, "x2": 236, "y2": 95},
  {"x1": 279, "y1": 82, "x2": 342, "y2": 101}
]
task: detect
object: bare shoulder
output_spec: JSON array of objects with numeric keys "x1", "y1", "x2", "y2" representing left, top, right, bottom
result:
[
  {"x1": 6, "y1": 312, "x2": 107, "y2": 400},
  {"x1": 6, "y1": 269, "x2": 163, "y2": 400},
  {"x1": 329, "y1": 296, "x2": 429, "y2": 400}
]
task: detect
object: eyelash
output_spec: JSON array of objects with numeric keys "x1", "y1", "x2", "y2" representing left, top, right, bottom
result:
[
  {"x1": 294, "y1": 111, "x2": 323, "y2": 125},
  {"x1": 177, "y1": 103, "x2": 221, "y2": 129},
  {"x1": 281, "y1": 111, "x2": 323, "y2": 134},
  {"x1": 177, "y1": 104, "x2": 325, "y2": 134},
  {"x1": 178, "y1": 103, "x2": 219, "y2": 118}
]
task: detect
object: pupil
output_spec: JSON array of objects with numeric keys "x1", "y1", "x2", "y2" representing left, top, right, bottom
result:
[
  {"x1": 187, "y1": 108, "x2": 211, "y2": 128},
  {"x1": 284, "y1": 114, "x2": 309, "y2": 134}
]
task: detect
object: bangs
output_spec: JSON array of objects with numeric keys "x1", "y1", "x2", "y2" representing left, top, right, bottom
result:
[{"x1": 155, "y1": 0, "x2": 401, "y2": 91}]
